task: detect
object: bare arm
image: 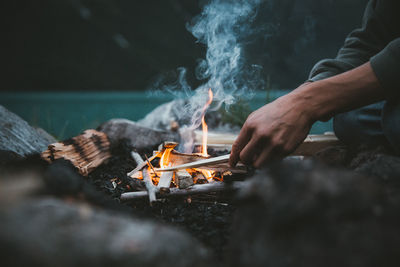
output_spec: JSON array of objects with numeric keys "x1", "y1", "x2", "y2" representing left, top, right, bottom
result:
[{"x1": 229, "y1": 62, "x2": 383, "y2": 168}]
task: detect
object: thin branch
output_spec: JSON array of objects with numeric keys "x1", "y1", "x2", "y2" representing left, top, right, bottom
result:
[{"x1": 120, "y1": 181, "x2": 244, "y2": 201}]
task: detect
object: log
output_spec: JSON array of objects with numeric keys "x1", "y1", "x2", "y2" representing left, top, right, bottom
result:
[
  {"x1": 292, "y1": 133, "x2": 341, "y2": 156},
  {"x1": 120, "y1": 181, "x2": 244, "y2": 201},
  {"x1": 194, "y1": 131, "x2": 341, "y2": 156},
  {"x1": 41, "y1": 130, "x2": 111, "y2": 176}
]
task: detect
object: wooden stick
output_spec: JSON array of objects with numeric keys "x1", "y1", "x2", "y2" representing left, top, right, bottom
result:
[
  {"x1": 154, "y1": 154, "x2": 231, "y2": 172},
  {"x1": 127, "y1": 152, "x2": 159, "y2": 177},
  {"x1": 145, "y1": 154, "x2": 159, "y2": 178},
  {"x1": 130, "y1": 151, "x2": 158, "y2": 203},
  {"x1": 143, "y1": 168, "x2": 158, "y2": 203},
  {"x1": 157, "y1": 171, "x2": 174, "y2": 190},
  {"x1": 120, "y1": 181, "x2": 244, "y2": 201},
  {"x1": 130, "y1": 151, "x2": 144, "y2": 165}
]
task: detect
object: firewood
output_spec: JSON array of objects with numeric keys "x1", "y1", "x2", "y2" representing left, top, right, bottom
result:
[
  {"x1": 158, "y1": 171, "x2": 174, "y2": 191},
  {"x1": 129, "y1": 151, "x2": 158, "y2": 203},
  {"x1": 154, "y1": 154, "x2": 246, "y2": 173},
  {"x1": 175, "y1": 170, "x2": 194, "y2": 189},
  {"x1": 120, "y1": 181, "x2": 245, "y2": 201},
  {"x1": 168, "y1": 150, "x2": 209, "y2": 166},
  {"x1": 41, "y1": 130, "x2": 111, "y2": 176},
  {"x1": 127, "y1": 153, "x2": 159, "y2": 177},
  {"x1": 143, "y1": 168, "x2": 158, "y2": 203},
  {"x1": 194, "y1": 131, "x2": 341, "y2": 156}
]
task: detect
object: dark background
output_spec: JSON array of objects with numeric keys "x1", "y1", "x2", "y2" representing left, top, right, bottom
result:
[{"x1": 2, "y1": 0, "x2": 368, "y2": 91}]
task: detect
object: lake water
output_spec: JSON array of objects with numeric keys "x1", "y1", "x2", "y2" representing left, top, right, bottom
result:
[{"x1": 0, "y1": 91, "x2": 332, "y2": 139}]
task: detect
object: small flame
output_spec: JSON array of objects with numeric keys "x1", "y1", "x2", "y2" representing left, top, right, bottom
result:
[
  {"x1": 160, "y1": 147, "x2": 173, "y2": 169},
  {"x1": 201, "y1": 88, "x2": 213, "y2": 157}
]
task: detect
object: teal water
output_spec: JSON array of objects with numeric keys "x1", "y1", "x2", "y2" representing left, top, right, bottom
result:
[{"x1": 0, "y1": 91, "x2": 332, "y2": 139}]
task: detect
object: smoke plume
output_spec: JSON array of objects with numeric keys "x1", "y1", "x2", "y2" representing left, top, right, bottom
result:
[{"x1": 148, "y1": 0, "x2": 264, "y2": 152}]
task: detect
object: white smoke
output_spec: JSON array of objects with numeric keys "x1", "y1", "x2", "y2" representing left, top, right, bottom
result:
[
  {"x1": 148, "y1": 0, "x2": 264, "y2": 152},
  {"x1": 186, "y1": 0, "x2": 262, "y2": 122}
]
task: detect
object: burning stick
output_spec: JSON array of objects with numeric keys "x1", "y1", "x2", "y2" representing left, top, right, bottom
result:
[
  {"x1": 120, "y1": 181, "x2": 244, "y2": 201},
  {"x1": 127, "y1": 153, "x2": 159, "y2": 177},
  {"x1": 153, "y1": 154, "x2": 246, "y2": 173}
]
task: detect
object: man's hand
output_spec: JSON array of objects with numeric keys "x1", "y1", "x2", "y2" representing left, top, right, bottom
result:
[{"x1": 229, "y1": 84, "x2": 315, "y2": 168}]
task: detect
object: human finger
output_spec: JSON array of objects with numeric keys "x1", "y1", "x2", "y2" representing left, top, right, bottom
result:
[
  {"x1": 229, "y1": 126, "x2": 252, "y2": 167},
  {"x1": 239, "y1": 137, "x2": 265, "y2": 165},
  {"x1": 253, "y1": 144, "x2": 282, "y2": 168}
]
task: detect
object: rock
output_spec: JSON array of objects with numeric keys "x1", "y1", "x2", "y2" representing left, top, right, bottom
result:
[
  {"x1": 98, "y1": 119, "x2": 179, "y2": 150},
  {"x1": 136, "y1": 99, "x2": 237, "y2": 132},
  {"x1": 35, "y1": 127, "x2": 57, "y2": 144},
  {"x1": 0, "y1": 198, "x2": 212, "y2": 267},
  {"x1": 226, "y1": 160, "x2": 400, "y2": 267},
  {"x1": 137, "y1": 99, "x2": 190, "y2": 131},
  {"x1": 0, "y1": 105, "x2": 53, "y2": 156}
]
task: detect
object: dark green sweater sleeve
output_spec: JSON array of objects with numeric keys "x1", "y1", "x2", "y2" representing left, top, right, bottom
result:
[{"x1": 309, "y1": 0, "x2": 400, "y2": 99}]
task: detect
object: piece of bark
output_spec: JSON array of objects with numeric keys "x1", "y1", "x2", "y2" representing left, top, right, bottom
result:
[
  {"x1": 175, "y1": 170, "x2": 194, "y2": 189},
  {"x1": 41, "y1": 130, "x2": 111, "y2": 176}
]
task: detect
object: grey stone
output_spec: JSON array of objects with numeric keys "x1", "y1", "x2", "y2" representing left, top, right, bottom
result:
[
  {"x1": 35, "y1": 127, "x2": 57, "y2": 144},
  {"x1": 98, "y1": 119, "x2": 179, "y2": 150},
  {"x1": 226, "y1": 160, "x2": 400, "y2": 267},
  {"x1": 0, "y1": 105, "x2": 52, "y2": 156},
  {"x1": 137, "y1": 99, "x2": 190, "y2": 131},
  {"x1": 0, "y1": 198, "x2": 212, "y2": 267},
  {"x1": 137, "y1": 99, "x2": 238, "y2": 133}
]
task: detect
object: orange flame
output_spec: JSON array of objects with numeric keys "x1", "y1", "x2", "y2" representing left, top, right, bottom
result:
[
  {"x1": 160, "y1": 147, "x2": 173, "y2": 169},
  {"x1": 201, "y1": 88, "x2": 213, "y2": 157}
]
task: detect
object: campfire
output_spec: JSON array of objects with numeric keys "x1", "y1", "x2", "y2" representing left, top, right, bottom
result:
[{"x1": 124, "y1": 89, "x2": 247, "y2": 203}]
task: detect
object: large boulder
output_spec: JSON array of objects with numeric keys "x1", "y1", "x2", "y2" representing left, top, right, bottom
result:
[
  {"x1": 0, "y1": 198, "x2": 212, "y2": 267},
  {"x1": 0, "y1": 105, "x2": 55, "y2": 156},
  {"x1": 226, "y1": 160, "x2": 400, "y2": 267},
  {"x1": 98, "y1": 119, "x2": 179, "y2": 150}
]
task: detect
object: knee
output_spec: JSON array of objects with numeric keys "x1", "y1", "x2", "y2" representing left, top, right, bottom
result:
[
  {"x1": 333, "y1": 103, "x2": 387, "y2": 146},
  {"x1": 333, "y1": 112, "x2": 358, "y2": 145}
]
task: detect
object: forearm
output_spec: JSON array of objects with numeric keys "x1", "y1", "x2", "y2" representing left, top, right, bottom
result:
[{"x1": 288, "y1": 62, "x2": 383, "y2": 122}]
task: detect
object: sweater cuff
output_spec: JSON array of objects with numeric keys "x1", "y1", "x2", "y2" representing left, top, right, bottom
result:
[{"x1": 370, "y1": 38, "x2": 400, "y2": 100}]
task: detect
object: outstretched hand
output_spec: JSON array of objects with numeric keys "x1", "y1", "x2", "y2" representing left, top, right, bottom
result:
[{"x1": 229, "y1": 84, "x2": 315, "y2": 168}]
